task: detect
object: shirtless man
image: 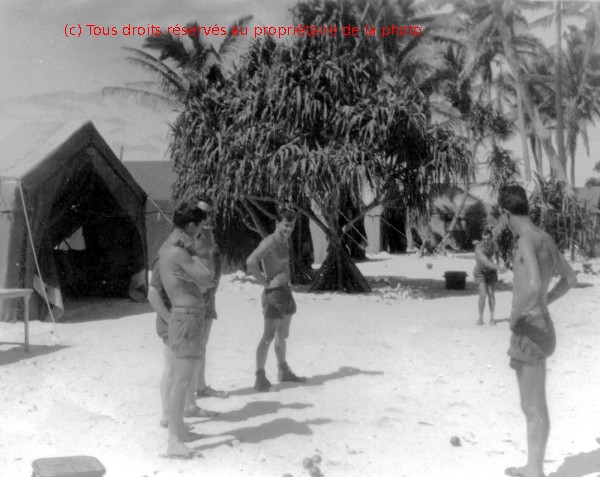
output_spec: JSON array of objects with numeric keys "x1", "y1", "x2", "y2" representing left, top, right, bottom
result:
[
  {"x1": 148, "y1": 247, "x2": 221, "y2": 431},
  {"x1": 498, "y1": 185, "x2": 577, "y2": 477},
  {"x1": 158, "y1": 201, "x2": 215, "y2": 457},
  {"x1": 474, "y1": 228, "x2": 505, "y2": 326},
  {"x1": 246, "y1": 207, "x2": 307, "y2": 392}
]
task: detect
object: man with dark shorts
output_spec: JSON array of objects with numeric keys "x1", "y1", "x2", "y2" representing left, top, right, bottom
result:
[
  {"x1": 158, "y1": 200, "x2": 215, "y2": 458},
  {"x1": 498, "y1": 185, "x2": 576, "y2": 477},
  {"x1": 474, "y1": 228, "x2": 505, "y2": 326},
  {"x1": 246, "y1": 207, "x2": 307, "y2": 392}
]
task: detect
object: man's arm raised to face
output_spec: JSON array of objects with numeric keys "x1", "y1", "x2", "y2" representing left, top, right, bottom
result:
[
  {"x1": 246, "y1": 236, "x2": 274, "y2": 288},
  {"x1": 547, "y1": 239, "x2": 577, "y2": 305}
]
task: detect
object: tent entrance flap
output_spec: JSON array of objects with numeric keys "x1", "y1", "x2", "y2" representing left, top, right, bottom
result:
[{"x1": 46, "y1": 168, "x2": 144, "y2": 299}]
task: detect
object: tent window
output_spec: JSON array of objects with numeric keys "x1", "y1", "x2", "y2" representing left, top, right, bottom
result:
[{"x1": 56, "y1": 227, "x2": 86, "y2": 251}]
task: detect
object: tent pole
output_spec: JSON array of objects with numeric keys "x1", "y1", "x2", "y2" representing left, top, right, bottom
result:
[
  {"x1": 147, "y1": 196, "x2": 172, "y2": 224},
  {"x1": 17, "y1": 181, "x2": 58, "y2": 329}
]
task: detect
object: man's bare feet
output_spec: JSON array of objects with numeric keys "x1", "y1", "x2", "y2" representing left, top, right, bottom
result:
[
  {"x1": 196, "y1": 385, "x2": 229, "y2": 399},
  {"x1": 504, "y1": 465, "x2": 545, "y2": 477},
  {"x1": 167, "y1": 440, "x2": 195, "y2": 458},
  {"x1": 476, "y1": 319, "x2": 484, "y2": 326},
  {"x1": 490, "y1": 319, "x2": 497, "y2": 326}
]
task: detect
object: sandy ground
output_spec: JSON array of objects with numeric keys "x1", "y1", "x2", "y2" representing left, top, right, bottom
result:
[{"x1": 1, "y1": 252, "x2": 600, "y2": 477}]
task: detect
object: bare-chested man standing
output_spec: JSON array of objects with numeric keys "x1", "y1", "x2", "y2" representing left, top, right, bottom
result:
[
  {"x1": 158, "y1": 201, "x2": 214, "y2": 457},
  {"x1": 498, "y1": 185, "x2": 577, "y2": 477},
  {"x1": 246, "y1": 208, "x2": 307, "y2": 392}
]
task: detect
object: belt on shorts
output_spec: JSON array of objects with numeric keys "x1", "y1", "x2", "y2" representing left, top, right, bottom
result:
[{"x1": 171, "y1": 305, "x2": 206, "y2": 313}]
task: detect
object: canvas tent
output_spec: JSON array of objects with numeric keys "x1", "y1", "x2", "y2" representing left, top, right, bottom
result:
[
  {"x1": 0, "y1": 120, "x2": 147, "y2": 322},
  {"x1": 122, "y1": 161, "x2": 175, "y2": 267}
]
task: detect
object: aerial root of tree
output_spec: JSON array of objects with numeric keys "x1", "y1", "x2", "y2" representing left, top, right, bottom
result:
[{"x1": 309, "y1": 246, "x2": 371, "y2": 293}]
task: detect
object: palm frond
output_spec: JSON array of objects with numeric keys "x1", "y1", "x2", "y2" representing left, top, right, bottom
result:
[
  {"x1": 219, "y1": 15, "x2": 254, "y2": 57},
  {"x1": 101, "y1": 86, "x2": 182, "y2": 110}
]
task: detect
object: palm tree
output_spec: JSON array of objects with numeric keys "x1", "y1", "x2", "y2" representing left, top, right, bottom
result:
[
  {"x1": 561, "y1": 24, "x2": 600, "y2": 185},
  {"x1": 449, "y1": 0, "x2": 570, "y2": 185},
  {"x1": 103, "y1": 17, "x2": 252, "y2": 109},
  {"x1": 425, "y1": 39, "x2": 516, "y2": 251}
]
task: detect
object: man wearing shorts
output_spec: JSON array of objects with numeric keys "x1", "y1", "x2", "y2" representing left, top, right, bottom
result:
[
  {"x1": 158, "y1": 200, "x2": 215, "y2": 458},
  {"x1": 498, "y1": 185, "x2": 576, "y2": 477},
  {"x1": 474, "y1": 228, "x2": 505, "y2": 325},
  {"x1": 148, "y1": 251, "x2": 222, "y2": 432},
  {"x1": 246, "y1": 207, "x2": 307, "y2": 392}
]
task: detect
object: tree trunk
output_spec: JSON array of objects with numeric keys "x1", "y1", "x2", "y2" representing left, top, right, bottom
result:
[
  {"x1": 437, "y1": 188, "x2": 470, "y2": 253},
  {"x1": 405, "y1": 209, "x2": 415, "y2": 250},
  {"x1": 516, "y1": 81, "x2": 532, "y2": 181},
  {"x1": 289, "y1": 214, "x2": 315, "y2": 285},
  {"x1": 536, "y1": 136, "x2": 544, "y2": 177},
  {"x1": 554, "y1": 0, "x2": 567, "y2": 175},
  {"x1": 502, "y1": 37, "x2": 570, "y2": 188}
]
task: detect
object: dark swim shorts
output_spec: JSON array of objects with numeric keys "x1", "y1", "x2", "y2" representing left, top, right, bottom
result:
[
  {"x1": 262, "y1": 287, "x2": 297, "y2": 320},
  {"x1": 168, "y1": 306, "x2": 207, "y2": 359},
  {"x1": 508, "y1": 312, "x2": 556, "y2": 370},
  {"x1": 473, "y1": 266, "x2": 498, "y2": 285}
]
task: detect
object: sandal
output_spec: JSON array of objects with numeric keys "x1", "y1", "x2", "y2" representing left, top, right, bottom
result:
[{"x1": 196, "y1": 385, "x2": 229, "y2": 399}]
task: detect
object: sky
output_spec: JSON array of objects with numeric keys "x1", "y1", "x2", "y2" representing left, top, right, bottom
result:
[
  {"x1": 1, "y1": 0, "x2": 599, "y2": 186},
  {"x1": 0, "y1": 0, "x2": 297, "y2": 99}
]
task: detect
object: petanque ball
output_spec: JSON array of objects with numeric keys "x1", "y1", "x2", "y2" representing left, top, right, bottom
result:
[
  {"x1": 302, "y1": 457, "x2": 314, "y2": 469},
  {"x1": 450, "y1": 436, "x2": 461, "y2": 446},
  {"x1": 426, "y1": 263, "x2": 433, "y2": 269},
  {"x1": 312, "y1": 454, "x2": 322, "y2": 463}
]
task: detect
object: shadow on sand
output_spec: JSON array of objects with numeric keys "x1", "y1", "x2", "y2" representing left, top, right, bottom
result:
[
  {"x1": 227, "y1": 366, "x2": 383, "y2": 396},
  {"x1": 192, "y1": 417, "x2": 332, "y2": 451},
  {"x1": 547, "y1": 444, "x2": 600, "y2": 477},
  {"x1": 61, "y1": 299, "x2": 151, "y2": 323},
  {"x1": 210, "y1": 401, "x2": 313, "y2": 423},
  {"x1": 0, "y1": 343, "x2": 69, "y2": 366}
]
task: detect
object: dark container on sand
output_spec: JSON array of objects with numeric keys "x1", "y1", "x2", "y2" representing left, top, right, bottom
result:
[{"x1": 444, "y1": 271, "x2": 467, "y2": 290}]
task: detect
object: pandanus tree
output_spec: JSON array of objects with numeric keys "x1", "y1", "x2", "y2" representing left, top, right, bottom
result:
[{"x1": 169, "y1": 0, "x2": 471, "y2": 292}]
